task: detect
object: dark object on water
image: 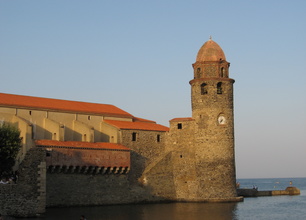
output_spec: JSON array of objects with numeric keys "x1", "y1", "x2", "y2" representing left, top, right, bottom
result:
[{"x1": 237, "y1": 187, "x2": 300, "y2": 197}]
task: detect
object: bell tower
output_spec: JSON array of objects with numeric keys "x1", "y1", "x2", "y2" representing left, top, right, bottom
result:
[
  {"x1": 189, "y1": 38, "x2": 237, "y2": 199},
  {"x1": 141, "y1": 38, "x2": 239, "y2": 202}
]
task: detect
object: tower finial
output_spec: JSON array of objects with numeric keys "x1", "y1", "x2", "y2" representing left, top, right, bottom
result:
[{"x1": 209, "y1": 35, "x2": 212, "y2": 40}]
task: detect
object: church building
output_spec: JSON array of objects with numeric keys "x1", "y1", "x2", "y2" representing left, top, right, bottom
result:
[{"x1": 0, "y1": 38, "x2": 240, "y2": 209}]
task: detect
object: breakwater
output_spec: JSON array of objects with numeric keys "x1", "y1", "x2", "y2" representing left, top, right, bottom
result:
[{"x1": 237, "y1": 186, "x2": 300, "y2": 197}]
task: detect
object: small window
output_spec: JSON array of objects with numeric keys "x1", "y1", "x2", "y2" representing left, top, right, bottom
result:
[
  {"x1": 46, "y1": 149, "x2": 52, "y2": 157},
  {"x1": 177, "y1": 123, "x2": 182, "y2": 129},
  {"x1": 221, "y1": 67, "x2": 224, "y2": 77},
  {"x1": 201, "y1": 83, "x2": 208, "y2": 95},
  {"x1": 132, "y1": 132, "x2": 137, "y2": 141},
  {"x1": 157, "y1": 134, "x2": 160, "y2": 142},
  {"x1": 88, "y1": 116, "x2": 91, "y2": 120},
  {"x1": 217, "y1": 82, "x2": 223, "y2": 94},
  {"x1": 196, "y1": 68, "x2": 201, "y2": 78},
  {"x1": 29, "y1": 111, "x2": 32, "y2": 115}
]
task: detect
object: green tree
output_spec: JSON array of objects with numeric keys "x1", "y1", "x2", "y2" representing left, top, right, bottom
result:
[{"x1": 0, "y1": 123, "x2": 22, "y2": 175}]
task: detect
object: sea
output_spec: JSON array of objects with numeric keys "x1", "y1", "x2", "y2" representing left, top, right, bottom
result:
[{"x1": 11, "y1": 177, "x2": 306, "y2": 220}]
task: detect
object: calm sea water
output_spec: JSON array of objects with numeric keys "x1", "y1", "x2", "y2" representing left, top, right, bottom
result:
[{"x1": 11, "y1": 177, "x2": 306, "y2": 220}]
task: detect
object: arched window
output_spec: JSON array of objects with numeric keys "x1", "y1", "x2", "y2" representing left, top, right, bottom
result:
[
  {"x1": 201, "y1": 83, "x2": 208, "y2": 95},
  {"x1": 221, "y1": 67, "x2": 225, "y2": 77},
  {"x1": 196, "y1": 68, "x2": 201, "y2": 78},
  {"x1": 217, "y1": 82, "x2": 223, "y2": 94}
]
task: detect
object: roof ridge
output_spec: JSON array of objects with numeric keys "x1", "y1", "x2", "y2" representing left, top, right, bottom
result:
[{"x1": 0, "y1": 92, "x2": 133, "y2": 118}]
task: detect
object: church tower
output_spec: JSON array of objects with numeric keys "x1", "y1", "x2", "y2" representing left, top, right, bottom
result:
[
  {"x1": 189, "y1": 38, "x2": 237, "y2": 199},
  {"x1": 140, "y1": 38, "x2": 239, "y2": 202}
]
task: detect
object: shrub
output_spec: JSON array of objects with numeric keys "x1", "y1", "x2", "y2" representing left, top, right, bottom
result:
[{"x1": 0, "y1": 123, "x2": 22, "y2": 175}]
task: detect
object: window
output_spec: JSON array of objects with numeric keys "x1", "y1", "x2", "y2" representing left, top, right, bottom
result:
[
  {"x1": 88, "y1": 116, "x2": 91, "y2": 120},
  {"x1": 132, "y1": 132, "x2": 137, "y2": 141},
  {"x1": 221, "y1": 67, "x2": 224, "y2": 77},
  {"x1": 157, "y1": 134, "x2": 160, "y2": 142},
  {"x1": 177, "y1": 123, "x2": 182, "y2": 129},
  {"x1": 46, "y1": 149, "x2": 52, "y2": 157},
  {"x1": 29, "y1": 111, "x2": 32, "y2": 115},
  {"x1": 217, "y1": 82, "x2": 223, "y2": 94},
  {"x1": 201, "y1": 83, "x2": 208, "y2": 95}
]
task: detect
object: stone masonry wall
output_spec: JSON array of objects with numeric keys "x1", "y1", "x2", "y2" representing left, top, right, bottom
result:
[
  {"x1": 45, "y1": 129, "x2": 170, "y2": 207},
  {"x1": 46, "y1": 172, "x2": 167, "y2": 207},
  {"x1": 140, "y1": 151, "x2": 177, "y2": 200},
  {"x1": 0, "y1": 148, "x2": 46, "y2": 217},
  {"x1": 190, "y1": 78, "x2": 237, "y2": 199},
  {"x1": 120, "y1": 129, "x2": 166, "y2": 184}
]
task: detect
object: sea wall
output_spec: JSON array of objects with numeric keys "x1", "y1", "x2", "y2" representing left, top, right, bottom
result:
[
  {"x1": 0, "y1": 148, "x2": 46, "y2": 217},
  {"x1": 46, "y1": 172, "x2": 167, "y2": 207},
  {"x1": 237, "y1": 187, "x2": 300, "y2": 197}
]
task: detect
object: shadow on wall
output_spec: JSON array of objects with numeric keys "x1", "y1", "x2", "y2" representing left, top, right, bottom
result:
[
  {"x1": 44, "y1": 147, "x2": 130, "y2": 174},
  {"x1": 128, "y1": 150, "x2": 147, "y2": 184},
  {"x1": 23, "y1": 123, "x2": 110, "y2": 142},
  {"x1": 45, "y1": 149, "x2": 170, "y2": 207}
]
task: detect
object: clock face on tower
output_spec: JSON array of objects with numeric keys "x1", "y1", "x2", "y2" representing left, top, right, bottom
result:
[{"x1": 218, "y1": 115, "x2": 226, "y2": 125}]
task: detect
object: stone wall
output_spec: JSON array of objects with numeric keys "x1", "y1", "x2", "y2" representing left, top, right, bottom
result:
[
  {"x1": 45, "y1": 129, "x2": 172, "y2": 207},
  {"x1": 120, "y1": 129, "x2": 166, "y2": 184},
  {"x1": 0, "y1": 148, "x2": 46, "y2": 217},
  {"x1": 140, "y1": 151, "x2": 177, "y2": 200},
  {"x1": 46, "y1": 172, "x2": 167, "y2": 207}
]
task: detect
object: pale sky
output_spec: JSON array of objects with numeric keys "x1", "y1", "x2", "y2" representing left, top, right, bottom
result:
[{"x1": 1, "y1": 0, "x2": 305, "y2": 179}]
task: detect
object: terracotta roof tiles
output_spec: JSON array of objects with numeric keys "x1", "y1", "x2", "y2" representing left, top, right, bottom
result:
[
  {"x1": 104, "y1": 119, "x2": 169, "y2": 132},
  {"x1": 133, "y1": 117, "x2": 156, "y2": 123},
  {"x1": 0, "y1": 93, "x2": 133, "y2": 118}
]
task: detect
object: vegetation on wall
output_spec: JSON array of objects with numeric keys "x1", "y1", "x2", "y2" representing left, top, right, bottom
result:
[{"x1": 0, "y1": 123, "x2": 22, "y2": 175}]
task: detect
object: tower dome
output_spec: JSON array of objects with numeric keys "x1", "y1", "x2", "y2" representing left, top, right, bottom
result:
[{"x1": 196, "y1": 38, "x2": 226, "y2": 62}]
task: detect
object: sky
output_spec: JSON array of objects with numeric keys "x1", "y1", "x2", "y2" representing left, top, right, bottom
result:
[{"x1": 1, "y1": 0, "x2": 305, "y2": 179}]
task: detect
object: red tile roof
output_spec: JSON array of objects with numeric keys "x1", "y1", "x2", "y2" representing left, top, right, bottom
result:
[
  {"x1": 104, "y1": 119, "x2": 169, "y2": 132},
  {"x1": 35, "y1": 140, "x2": 130, "y2": 151},
  {"x1": 0, "y1": 93, "x2": 133, "y2": 118},
  {"x1": 133, "y1": 117, "x2": 156, "y2": 123},
  {"x1": 170, "y1": 117, "x2": 194, "y2": 122}
]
